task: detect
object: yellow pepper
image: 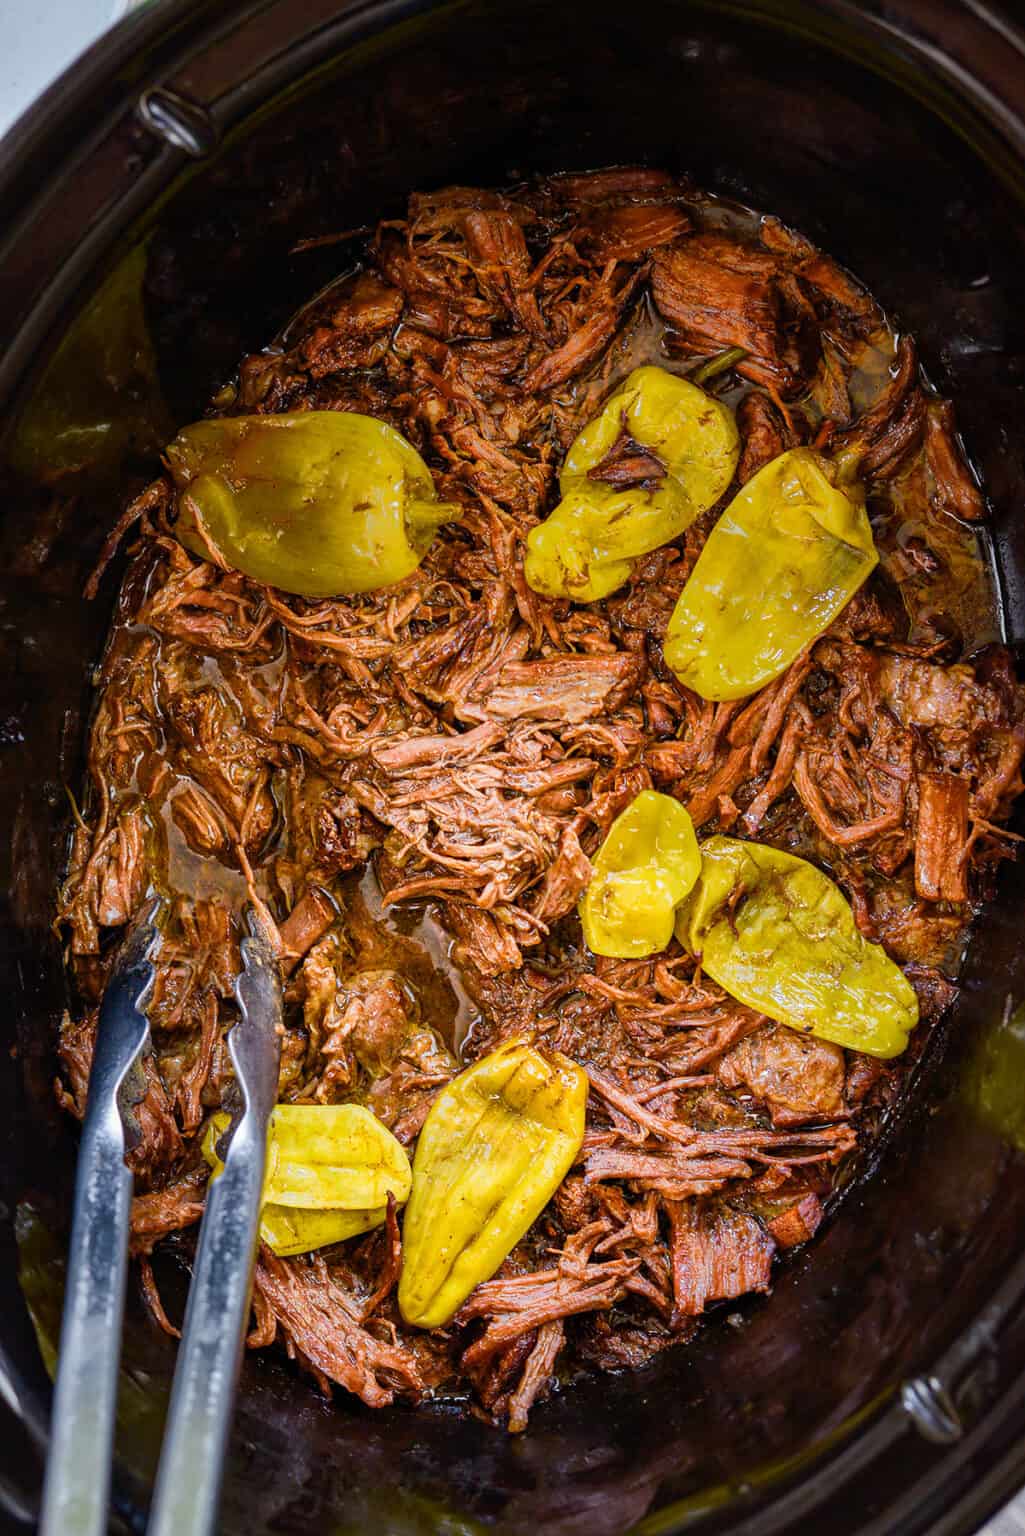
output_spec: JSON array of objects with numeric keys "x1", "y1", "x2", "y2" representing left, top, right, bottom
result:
[
  {"x1": 524, "y1": 365, "x2": 739, "y2": 601},
  {"x1": 664, "y1": 447, "x2": 877, "y2": 700},
  {"x1": 676, "y1": 836, "x2": 918, "y2": 1058},
  {"x1": 398, "y1": 1037, "x2": 587, "y2": 1328},
  {"x1": 580, "y1": 789, "x2": 701, "y2": 959},
  {"x1": 201, "y1": 1103, "x2": 411, "y2": 1258},
  {"x1": 166, "y1": 411, "x2": 458, "y2": 597}
]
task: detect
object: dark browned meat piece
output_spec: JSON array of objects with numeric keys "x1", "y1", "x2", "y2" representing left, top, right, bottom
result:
[
  {"x1": 341, "y1": 970, "x2": 417, "y2": 1075},
  {"x1": 457, "y1": 1225, "x2": 637, "y2": 1367},
  {"x1": 736, "y1": 391, "x2": 797, "y2": 483},
  {"x1": 56, "y1": 1012, "x2": 183, "y2": 1186},
  {"x1": 718, "y1": 1024, "x2": 846, "y2": 1127},
  {"x1": 520, "y1": 267, "x2": 644, "y2": 394},
  {"x1": 904, "y1": 963, "x2": 960, "y2": 1023},
  {"x1": 914, "y1": 773, "x2": 970, "y2": 902},
  {"x1": 280, "y1": 886, "x2": 337, "y2": 969},
  {"x1": 373, "y1": 722, "x2": 504, "y2": 773},
  {"x1": 586, "y1": 432, "x2": 666, "y2": 487},
  {"x1": 444, "y1": 903, "x2": 524, "y2": 977},
  {"x1": 547, "y1": 167, "x2": 681, "y2": 204},
  {"x1": 813, "y1": 338, "x2": 853, "y2": 426},
  {"x1": 926, "y1": 399, "x2": 986, "y2": 521},
  {"x1": 585, "y1": 1145, "x2": 753, "y2": 1200},
  {"x1": 296, "y1": 272, "x2": 403, "y2": 376},
  {"x1": 584, "y1": 204, "x2": 691, "y2": 262},
  {"x1": 482, "y1": 654, "x2": 646, "y2": 724},
  {"x1": 759, "y1": 215, "x2": 879, "y2": 325},
  {"x1": 130, "y1": 1169, "x2": 207, "y2": 1256},
  {"x1": 665, "y1": 1202, "x2": 775, "y2": 1326},
  {"x1": 585, "y1": 1120, "x2": 854, "y2": 1200},
  {"x1": 506, "y1": 1320, "x2": 565, "y2": 1433},
  {"x1": 60, "y1": 804, "x2": 150, "y2": 955},
  {"x1": 768, "y1": 1193, "x2": 824, "y2": 1248},
  {"x1": 175, "y1": 993, "x2": 220, "y2": 1134},
  {"x1": 876, "y1": 649, "x2": 1001, "y2": 731},
  {"x1": 652, "y1": 233, "x2": 817, "y2": 397},
  {"x1": 831, "y1": 336, "x2": 924, "y2": 479},
  {"x1": 532, "y1": 826, "x2": 593, "y2": 922},
  {"x1": 464, "y1": 210, "x2": 547, "y2": 338}
]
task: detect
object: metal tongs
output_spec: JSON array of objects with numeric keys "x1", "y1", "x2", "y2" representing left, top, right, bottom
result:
[{"x1": 40, "y1": 899, "x2": 282, "y2": 1536}]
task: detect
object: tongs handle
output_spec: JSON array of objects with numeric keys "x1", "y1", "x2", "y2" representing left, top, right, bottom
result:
[
  {"x1": 147, "y1": 924, "x2": 281, "y2": 1536},
  {"x1": 41, "y1": 1098, "x2": 133, "y2": 1536},
  {"x1": 40, "y1": 910, "x2": 160, "y2": 1536}
]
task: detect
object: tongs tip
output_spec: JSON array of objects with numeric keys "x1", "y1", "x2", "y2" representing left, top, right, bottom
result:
[
  {"x1": 100, "y1": 894, "x2": 165, "y2": 1027},
  {"x1": 227, "y1": 902, "x2": 284, "y2": 1125},
  {"x1": 120, "y1": 892, "x2": 164, "y2": 967}
]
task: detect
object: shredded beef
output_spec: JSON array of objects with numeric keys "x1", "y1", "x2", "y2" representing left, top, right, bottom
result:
[
  {"x1": 253, "y1": 1247, "x2": 423, "y2": 1408},
  {"x1": 56, "y1": 166, "x2": 1023, "y2": 1432}
]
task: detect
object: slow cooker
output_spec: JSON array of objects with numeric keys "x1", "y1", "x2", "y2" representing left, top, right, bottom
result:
[{"x1": 2, "y1": 2, "x2": 1025, "y2": 1531}]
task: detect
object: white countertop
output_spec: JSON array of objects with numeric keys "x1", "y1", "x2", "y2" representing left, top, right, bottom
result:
[{"x1": 1, "y1": 0, "x2": 140, "y2": 141}]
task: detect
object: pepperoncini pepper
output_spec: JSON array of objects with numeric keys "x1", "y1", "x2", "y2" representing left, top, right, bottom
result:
[
  {"x1": 676, "y1": 836, "x2": 918, "y2": 1058},
  {"x1": 201, "y1": 1102, "x2": 412, "y2": 1258},
  {"x1": 398, "y1": 1037, "x2": 588, "y2": 1328},
  {"x1": 580, "y1": 789, "x2": 701, "y2": 958},
  {"x1": 166, "y1": 411, "x2": 458, "y2": 597},
  {"x1": 524, "y1": 365, "x2": 739, "y2": 601},
  {"x1": 664, "y1": 447, "x2": 877, "y2": 700}
]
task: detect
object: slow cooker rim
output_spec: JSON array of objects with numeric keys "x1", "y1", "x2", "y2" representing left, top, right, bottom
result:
[{"x1": 3, "y1": 3, "x2": 1025, "y2": 1534}]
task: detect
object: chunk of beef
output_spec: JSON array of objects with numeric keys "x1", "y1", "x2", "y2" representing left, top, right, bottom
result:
[
  {"x1": 56, "y1": 1012, "x2": 183, "y2": 1187},
  {"x1": 464, "y1": 210, "x2": 546, "y2": 337},
  {"x1": 876, "y1": 651, "x2": 1001, "y2": 732},
  {"x1": 457, "y1": 1224, "x2": 638, "y2": 1368},
  {"x1": 372, "y1": 721, "x2": 504, "y2": 773},
  {"x1": 718, "y1": 1024, "x2": 846, "y2": 1127},
  {"x1": 767, "y1": 1192, "x2": 824, "y2": 1248},
  {"x1": 584, "y1": 1114, "x2": 855, "y2": 1201},
  {"x1": 481, "y1": 654, "x2": 645, "y2": 725},
  {"x1": 130, "y1": 1169, "x2": 207, "y2": 1256},
  {"x1": 60, "y1": 805, "x2": 150, "y2": 954},
  {"x1": 548, "y1": 167, "x2": 681, "y2": 205},
  {"x1": 914, "y1": 772, "x2": 970, "y2": 902},
  {"x1": 925, "y1": 400, "x2": 986, "y2": 521},
  {"x1": 904, "y1": 962, "x2": 959, "y2": 1023},
  {"x1": 832, "y1": 336, "x2": 924, "y2": 480},
  {"x1": 736, "y1": 391, "x2": 797, "y2": 483},
  {"x1": 520, "y1": 266, "x2": 645, "y2": 394},
  {"x1": 652, "y1": 234, "x2": 817, "y2": 397},
  {"x1": 341, "y1": 970, "x2": 420, "y2": 1075},
  {"x1": 444, "y1": 902, "x2": 524, "y2": 977},
  {"x1": 583, "y1": 204, "x2": 691, "y2": 262},
  {"x1": 664, "y1": 1202, "x2": 776, "y2": 1325},
  {"x1": 506, "y1": 1320, "x2": 565, "y2": 1432},
  {"x1": 758, "y1": 217, "x2": 878, "y2": 325},
  {"x1": 279, "y1": 886, "x2": 337, "y2": 969},
  {"x1": 295, "y1": 272, "x2": 403, "y2": 376},
  {"x1": 532, "y1": 826, "x2": 592, "y2": 922}
]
